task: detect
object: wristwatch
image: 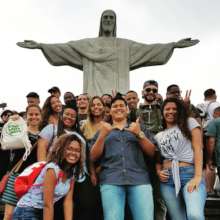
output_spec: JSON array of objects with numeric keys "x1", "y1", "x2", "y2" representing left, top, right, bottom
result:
[{"x1": 137, "y1": 131, "x2": 145, "y2": 139}]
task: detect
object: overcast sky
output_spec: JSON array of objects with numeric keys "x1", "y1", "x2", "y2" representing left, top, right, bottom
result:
[{"x1": 1, "y1": 0, "x2": 220, "y2": 111}]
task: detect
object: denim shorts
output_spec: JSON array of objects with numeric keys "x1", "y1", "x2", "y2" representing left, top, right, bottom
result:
[{"x1": 13, "y1": 206, "x2": 43, "y2": 220}]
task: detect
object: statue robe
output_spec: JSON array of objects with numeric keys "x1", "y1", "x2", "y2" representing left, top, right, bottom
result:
[{"x1": 40, "y1": 37, "x2": 174, "y2": 96}]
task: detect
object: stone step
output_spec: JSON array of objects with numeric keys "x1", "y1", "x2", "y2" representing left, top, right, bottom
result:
[{"x1": 205, "y1": 197, "x2": 220, "y2": 219}]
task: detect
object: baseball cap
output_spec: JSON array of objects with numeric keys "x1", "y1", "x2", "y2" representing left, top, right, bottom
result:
[{"x1": 48, "y1": 86, "x2": 61, "y2": 94}]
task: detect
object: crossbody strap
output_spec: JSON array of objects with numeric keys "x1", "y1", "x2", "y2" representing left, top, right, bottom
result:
[{"x1": 10, "y1": 142, "x2": 38, "y2": 175}]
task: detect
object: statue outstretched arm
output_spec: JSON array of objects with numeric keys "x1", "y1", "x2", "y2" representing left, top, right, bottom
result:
[
  {"x1": 17, "y1": 40, "x2": 83, "y2": 69},
  {"x1": 174, "y1": 38, "x2": 199, "y2": 48},
  {"x1": 16, "y1": 40, "x2": 41, "y2": 49}
]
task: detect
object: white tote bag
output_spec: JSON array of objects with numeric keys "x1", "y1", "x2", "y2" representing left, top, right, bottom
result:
[{"x1": 0, "y1": 116, "x2": 32, "y2": 160}]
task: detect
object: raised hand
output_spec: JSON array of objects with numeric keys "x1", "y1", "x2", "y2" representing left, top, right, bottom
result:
[
  {"x1": 183, "y1": 89, "x2": 191, "y2": 107},
  {"x1": 99, "y1": 121, "x2": 113, "y2": 138},
  {"x1": 111, "y1": 89, "x2": 117, "y2": 98},
  {"x1": 16, "y1": 40, "x2": 40, "y2": 49},
  {"x1": 125, "y1": 119, "x2": 141, "y2": 136},
  {"x1": 174, "y1": 38, "x2": 199, "y2": 48}
]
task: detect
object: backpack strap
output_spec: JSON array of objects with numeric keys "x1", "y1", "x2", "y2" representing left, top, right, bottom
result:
[
  {"x1": 9, "y1": 157, "x2": 24, "y2": 175},
  {"x1": 8, "y1": 142, "x2": 38, "y2": 175},
  {"x1": 33, "y1": 168, "x2": 64, "y2": 187},
  {"x1": 22, "y1": 135, "x2": 32, "y2": 161},
  {"x1": 48, "y1": 124, "x2": 56, "y2": 148}
]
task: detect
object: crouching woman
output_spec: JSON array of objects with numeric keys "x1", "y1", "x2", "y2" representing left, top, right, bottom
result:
[{"x1": 13, "y1": 133, "x2": 85, "y2": 220}]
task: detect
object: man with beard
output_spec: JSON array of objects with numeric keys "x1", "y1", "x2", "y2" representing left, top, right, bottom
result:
[
  {"x1": 139, "y1": 80, "x2": 162, "y2": 134},
  {"x1": 139, "y1": 80, "x2": 167, "y2": 220}
]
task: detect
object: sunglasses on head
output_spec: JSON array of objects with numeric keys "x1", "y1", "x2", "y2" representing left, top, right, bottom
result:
[{"x1": 145, "y1": 88, "x2": 158, "y2": 93}]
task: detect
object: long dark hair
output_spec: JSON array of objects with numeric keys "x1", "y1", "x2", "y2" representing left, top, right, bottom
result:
[
  {"x1": 57, "y1": 103, "x2": 80, "y2": 137},
  {"x1": 40, "y1": 95, "x2": 60, "y2": 129},
  {"x1": 162, "y1": 98, "x2": 191, "y2": 140},
  {"x1": 88, "y1": 96, "x2": 105, "y2": 123},
  {"x1": 47, "y1": 133, "x2": 85, "y2": 179}
]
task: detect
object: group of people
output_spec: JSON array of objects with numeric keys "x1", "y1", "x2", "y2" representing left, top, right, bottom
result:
[{"x1": 0, "y1": 81, "x2": 219, "y2": 220}]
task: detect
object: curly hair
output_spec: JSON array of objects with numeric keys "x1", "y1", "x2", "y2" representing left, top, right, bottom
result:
[
  {"x1": 47, "y1": 133, "x2": 85, "y2": 179},
  {"x1": 162, "y1": 98, "x2": 191, "y2": 140}
]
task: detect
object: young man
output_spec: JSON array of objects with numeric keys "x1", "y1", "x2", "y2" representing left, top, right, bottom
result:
[
  {"x1": 125, "y1": 90, "x2": 140, "y2": 123},
  {"x1": 26, "y1": 92, "x2": 40, "y2": 106},
  {"x1": 76, "y1": 93, "x2": 89, "y2": 123},
  {"x1": 139, "y1": 80, "x2": 162, "y2": 134},
  {"x1": 48, "y1": 86, "x2": 61, "y2": 98},
  {"x1": 139, "y1": 80, "x2": 167, "y2": 220},
  {"x1": 90, "y1": 94, "x2": 155, "y2": 220},
  {"x1": 197, "y1": 88, "x2": 220, "y2": 129},
  {"x1": 63, "y1": 91, "x2": 75, "y2": 105},
  {"x1": 166, "y1": 84, "x2": 201, "y2": 123},
  {"x1": 101, "y1": 94, "x2": 112, "y2": 105},
  {"x1": 125, "y1": 90, "x2": 139, "y2": 111},
  {"x1": 206, "y1": 106, "x2": 220, "y2": 182}
]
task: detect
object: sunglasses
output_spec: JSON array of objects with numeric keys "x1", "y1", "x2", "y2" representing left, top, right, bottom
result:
[{"x1": 145, "y1": 88, "x2": 158, "y2": 93}]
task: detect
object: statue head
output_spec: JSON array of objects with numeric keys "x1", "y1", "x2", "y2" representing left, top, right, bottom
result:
[{"x1": 99, "y1": 10, "x2": 117, "y2": 37}]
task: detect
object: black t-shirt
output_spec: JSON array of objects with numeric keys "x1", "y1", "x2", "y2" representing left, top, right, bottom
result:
[{"x1": 0, "y1": 123, "x2": 10, "y2": 179}]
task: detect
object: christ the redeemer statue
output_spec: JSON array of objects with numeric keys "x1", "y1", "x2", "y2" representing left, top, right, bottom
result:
[{"x1": 17, "y1": 10, "x2": 199, "y2": 96}]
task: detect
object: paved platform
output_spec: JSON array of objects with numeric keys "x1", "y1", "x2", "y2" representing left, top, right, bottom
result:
[{"x1": 0, "y1": 197, "x2": 219, "y2": 219}]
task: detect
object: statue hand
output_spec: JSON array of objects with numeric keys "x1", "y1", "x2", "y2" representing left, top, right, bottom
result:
[
  {"x1": 175, "y1": 38, "x2": 199, "y2": 48},
  {"x1": 16, "y1": 40, "x2": 40, "y2": 49}
]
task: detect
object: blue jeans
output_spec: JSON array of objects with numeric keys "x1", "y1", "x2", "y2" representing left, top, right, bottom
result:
[
  {"x1": 13, "y1": 206, "x2": 43, "y2": 220},
  {"x1": 160, "y1": 166, "x2": 206, "y2": 220},
  {"x1": 100, "y1": 184, "x2": 153, "y2": 220}
]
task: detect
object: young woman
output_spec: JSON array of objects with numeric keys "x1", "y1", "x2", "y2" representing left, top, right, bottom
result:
[
  {"x1": 155, "y1": 98, "x2": 206, "y2": 220},
  {"x1": 81, "y1": 96, "x2": 105, "y2": 140},
  {"x1": 37, "y1": 102, "x2": 81, "y2": 161},
  {"x1": 2, "y1": 105, "x2": 42, "y2": 220},
  {"x1": 74, "y1": 96, "x2": 105, "y2": 220},
  {"x1": 13, "y1": 133, "x2": 85, "y2": 220},
  {"x1": 40, "y1": 95, "x2": 62, "y2": 130},
  {"x1": 37, "y1": 102, "x2": 86, "y2": 220}
]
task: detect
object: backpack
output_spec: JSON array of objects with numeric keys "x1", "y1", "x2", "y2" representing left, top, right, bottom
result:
[
  {"x1": 14, "y1": 161, "x2": 63, "y2": 198},
  {"x1": 0, "y1": 116, "x2": 32, "y2": 160},
  {"x1": 14, "y1": 161, "x2": 47, "y2": 198},
  {"x1": 196, "y1": 101, "x2": 216, "y2": 128},
  {"x1": 139, "y1": 104, "x2": 163, "y2": 134}
]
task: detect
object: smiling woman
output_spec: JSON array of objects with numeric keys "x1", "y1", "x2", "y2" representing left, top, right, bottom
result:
[
  {"x1": 12, "y1": 133, "x2": 85, "y2": 220},
  {"x1": 1, "y1": 105, "x2": 42, "y2": 220},
  {"x1": 81, "y1": 96, "x2": 105, "y2": 140},
  {"x1": 155, "y1": 98, "x2": 206, "y2": 219},
  {"x1": 37, "y1": 102, "x2": 81, "y2": 162}
]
